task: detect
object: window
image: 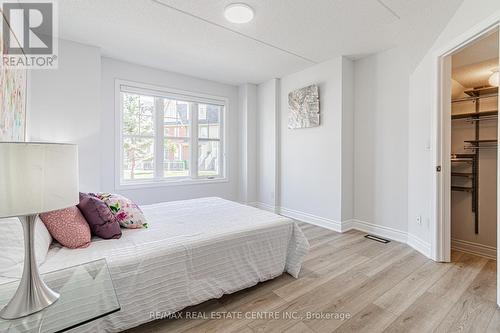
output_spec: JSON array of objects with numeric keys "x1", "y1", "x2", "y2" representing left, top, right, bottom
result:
[
  {"x1": 198, "y1": 104, "x2": 222, "y2": 178},
  {"x1": 117, "y1": 80, "x2": 226, "y2": 187}
]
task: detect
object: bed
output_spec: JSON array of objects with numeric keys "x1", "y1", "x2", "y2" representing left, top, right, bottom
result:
[{"x1": 2, "y1": 197, "x2": 309, "y2": 332}]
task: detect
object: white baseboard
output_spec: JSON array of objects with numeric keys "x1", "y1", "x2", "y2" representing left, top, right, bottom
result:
[
  {"x1": 251, "y1": 202, "x2": 432, "y2": 259},
  {"x1": 251, "y1": 202, "x2": 277, "y2": 213},
  {"x1": 345, "y1": 219, "x2": 408, "y2": 244},
  {"x1": 348, "y1": 219, "x2": 430, "y2": 257},
  {"x1": 451, "y1": 238, "x2": 497, "y2": 260},
  {"x1": 278, "y1": 206, "x2": 342, "y2": 232},
  {"x1": 407, "y1": 233, "x2": 432, "y2": 258}
]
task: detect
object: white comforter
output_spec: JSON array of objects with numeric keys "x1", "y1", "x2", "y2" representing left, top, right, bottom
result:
[{"x1": 19, "y1": 198, "x2": 309, "y2": 332}]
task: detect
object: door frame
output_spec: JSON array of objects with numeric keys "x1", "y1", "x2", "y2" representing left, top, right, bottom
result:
[{"x1": 434, "y1": 17, "x2": 500, "y2": 305}]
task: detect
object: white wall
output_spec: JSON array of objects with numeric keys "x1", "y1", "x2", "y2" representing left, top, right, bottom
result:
[
  {"x1": 254, "y1": 57, "x2": 353, "y2": 225},
  {"x1": 100, "y1": 57, "x2": 240, "y2": 205},
  {"x1": 341, "y1": 58, "x2": 354, "y2": 222},
  {"x1": 352, "y1": 0, "x2": 463, "y2": 248},
  {"x1": 238, "y1": 83, "x2": 257, "y2": 204},
  {"x1": 28, "y1": 39, "x2": 102, "y2": 192},
  {"x1": 353, "y1": 47, "x2": 410, "y2": 232},
  {"x1": 256, "y1": 79, "x2": 279, "y2": 209},
  {"x1": 279, "y1": 57, "x2": 345, "y2": 223}
]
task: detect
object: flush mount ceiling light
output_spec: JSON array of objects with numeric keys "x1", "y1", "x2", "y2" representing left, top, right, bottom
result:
[
  {"x1": 489, "y1": 70, "x2": 499, "y2": 87},
  {"x1": 224, "y1": 3, "x2": 254, "y2": 23}
]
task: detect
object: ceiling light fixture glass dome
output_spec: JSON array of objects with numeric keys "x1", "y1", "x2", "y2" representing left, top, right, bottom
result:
[
  {"x1": 224, "y1": 3, "x2": 254, "y2": 24},
  {"x1": 489, "y1": 70, "x2": 499, "y2": 87}
]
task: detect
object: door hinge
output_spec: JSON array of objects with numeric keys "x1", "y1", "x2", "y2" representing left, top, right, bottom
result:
[{"x1": 436, "y1": 166, "x2": 441, "y2": 172}]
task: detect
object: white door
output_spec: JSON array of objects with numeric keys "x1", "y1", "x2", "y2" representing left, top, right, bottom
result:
[
  {"x1": 436, "y1": 55, "x2": 452, "y2": 262},
  {"x1": 497, "y1": 30, "x2": 500, "y2": 307}
]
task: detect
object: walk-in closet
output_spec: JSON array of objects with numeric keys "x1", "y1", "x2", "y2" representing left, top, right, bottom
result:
[{"x1": 450, "y1": 31, "x2": 499, "y2": 260}]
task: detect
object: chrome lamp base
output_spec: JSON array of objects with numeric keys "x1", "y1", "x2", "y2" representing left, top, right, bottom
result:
[{"x1": 0, "y1": 215, "x2": 59, "y2": 319}]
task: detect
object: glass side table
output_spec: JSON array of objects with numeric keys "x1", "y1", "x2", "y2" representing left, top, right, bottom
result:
[{"x1": 0, "y1": 259, "x2": 120, "y2": 333}]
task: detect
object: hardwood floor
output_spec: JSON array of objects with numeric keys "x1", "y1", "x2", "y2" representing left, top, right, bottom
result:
[{"x1": 124, "y1": 223, "x2": 499, "y2": 333}]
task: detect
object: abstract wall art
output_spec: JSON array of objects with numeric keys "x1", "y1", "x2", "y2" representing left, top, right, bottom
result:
[
  {"x1": 0, "y1": 21, "x2": 27, "y2": 142},
  {"x1": 288, "y1": 84, "x2": 319, "y2": 129}
]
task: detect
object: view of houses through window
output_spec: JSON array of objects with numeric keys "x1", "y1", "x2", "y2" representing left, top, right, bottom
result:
[{"x1": 120, "y1": 85, "x2": 224, "y2": 184}]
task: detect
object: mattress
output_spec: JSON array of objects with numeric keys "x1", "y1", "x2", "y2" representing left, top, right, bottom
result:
[{"x1": 3, "y1": 198, "x2": 309, "y2": 332}]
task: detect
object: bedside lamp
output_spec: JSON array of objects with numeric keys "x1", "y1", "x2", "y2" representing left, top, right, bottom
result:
[{"x1": 0, "y1": 142, "x2": 78, "y2": 319}]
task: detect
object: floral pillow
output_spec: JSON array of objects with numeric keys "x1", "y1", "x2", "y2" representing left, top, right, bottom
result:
[{"x1": 92, "y1": 193, "x2": 148, "y2": 229}]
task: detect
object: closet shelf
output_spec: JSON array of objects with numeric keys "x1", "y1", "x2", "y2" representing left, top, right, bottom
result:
[
  {"x1": 464, "y1": 86, "x2": 498, "y2": 97},
  {"x1": 451, "y1": 110, "x2": 498, "y2": 120},
  {"x1": 451, "y1": 186, "x2": 473, "y2": 193},
  {"x1": 451, "y1": 172, "x2": 473, "y2": 178},
  {"x1": 451, "y1": 153, "x2": 475, "y2": 162},
  {"x1": 464, "y1": 139, "x2": 497, "y2": 146},
  {"x1": 464, "y1": 139, "x2": 497, "y2": 151}
]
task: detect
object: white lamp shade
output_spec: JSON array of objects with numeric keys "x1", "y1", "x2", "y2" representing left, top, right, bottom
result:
[{"x1": 0, "y1": 143, "x2": 79, "y2": 217}]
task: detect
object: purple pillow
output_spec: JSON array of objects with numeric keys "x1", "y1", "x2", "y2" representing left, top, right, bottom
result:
[{"x1": 77, "y1": 192, "x2": 121, "y2": 239}]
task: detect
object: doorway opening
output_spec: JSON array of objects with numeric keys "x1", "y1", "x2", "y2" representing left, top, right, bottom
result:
[
  {"x1": 435, "y1": 18, "x2": 500, "y2": 305},
  {"x1": 449, "y1": 30, "x2": 499, "y2": 261}
]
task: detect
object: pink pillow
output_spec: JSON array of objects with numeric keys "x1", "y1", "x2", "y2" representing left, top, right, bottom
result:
[{"x1": 40, "y1": 206, "x2": 91, "y2": 249}]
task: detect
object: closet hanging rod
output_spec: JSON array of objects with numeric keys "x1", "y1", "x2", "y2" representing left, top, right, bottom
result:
[
  {"x1": 451, "y1": 110, "x2": 498, "y2": 119},
  {"x1": 451, "y1": 172, "x2": 473, "y2": 178},
  {"x1": 466, "y1": 116, "x2": 498, "y2": 122},
  {"x1": 464, "y1": 146, "x2": 498, "y2": 150},
  {"x1": 451, "y1": 158, "x2": 474, "y2": 162},
  {"x1": 451, "y1": 186, "x2": 473, "y2": 192}
]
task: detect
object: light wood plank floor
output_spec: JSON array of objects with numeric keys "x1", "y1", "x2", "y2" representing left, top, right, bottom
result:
[{"x1": 124, "y1": 223, "x2": 499, "y2": 333}]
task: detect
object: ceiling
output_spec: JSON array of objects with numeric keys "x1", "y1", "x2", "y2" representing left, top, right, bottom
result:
[
  {"x1": 58, "y1": 0, "x2": 463, "y2": 85},
  {"x1": 452, "y1": 31, "x2": 499, "y2": 69},
  {"x1": 453, "y1": 58, "x2": 498, "y2": 88},
  {"x1": 452, "y1": 31, "x2": 499, "y2": 88}
]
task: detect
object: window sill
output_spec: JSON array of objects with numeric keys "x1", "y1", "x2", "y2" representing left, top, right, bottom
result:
[{"x1": 115, "y1": 177, "x2": 228, "y2": 190}]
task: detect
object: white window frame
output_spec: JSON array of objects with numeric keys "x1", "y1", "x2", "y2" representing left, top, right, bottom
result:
[{"x1": 115, "y1": 79, "x2": 228, "y2": 189}]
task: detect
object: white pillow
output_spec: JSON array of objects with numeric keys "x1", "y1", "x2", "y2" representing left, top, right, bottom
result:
[{"x1": 0, "y1": 216, "x2": 53, "y2": 278}]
